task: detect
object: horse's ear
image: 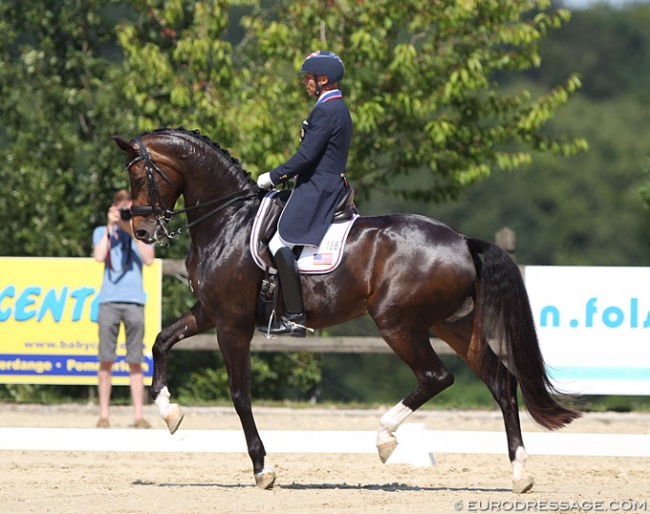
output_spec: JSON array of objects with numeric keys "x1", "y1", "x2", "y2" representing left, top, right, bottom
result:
[{"x1": 112, "y1": 135, "x2": 137, "y2": 155}]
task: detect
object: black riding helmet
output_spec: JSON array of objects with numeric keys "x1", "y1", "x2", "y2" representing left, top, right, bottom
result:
[{"x1": 298, "y1": 50, "x2": 344, "y2": 95}]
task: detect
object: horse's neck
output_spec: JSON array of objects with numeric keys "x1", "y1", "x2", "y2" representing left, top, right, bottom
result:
[
  {"x1": 176, "y1": 142, "x2": 256, "y2": 251},
  {"x1": 182, "y1": 175, "x2": 239, "y2": 207},
  {"x1": 185, "y1": 189, "x2": 257, "y2": 251}
]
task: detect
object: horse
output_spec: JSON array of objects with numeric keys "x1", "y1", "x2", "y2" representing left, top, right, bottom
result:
[{"x1": 112, "y1": 127, "x2": 580, "y2": 493}]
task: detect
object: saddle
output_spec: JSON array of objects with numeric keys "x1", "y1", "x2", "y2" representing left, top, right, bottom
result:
[
  {"x1": 254, "y1": 187, "x2": 358, "y2": 270},
  {"x1": 252, "y1": 188, "x2": 359, "y2": 332}
]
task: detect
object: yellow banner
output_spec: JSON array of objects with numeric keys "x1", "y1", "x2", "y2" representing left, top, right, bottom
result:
[{"x1": 0, "y1": 257, "x2": 161, "y2": 386}]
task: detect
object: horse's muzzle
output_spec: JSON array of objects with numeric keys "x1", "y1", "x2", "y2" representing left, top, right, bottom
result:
[{"x1": 132, "y1": 217, "x2": 159, "y2": 244}]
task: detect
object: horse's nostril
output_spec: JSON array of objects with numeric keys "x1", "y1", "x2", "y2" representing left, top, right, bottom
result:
[{"x1": 134, "y1": 229, "x2": 149, "y2": 241}]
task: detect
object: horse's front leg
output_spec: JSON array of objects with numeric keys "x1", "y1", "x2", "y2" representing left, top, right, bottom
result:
[
  {"x1": 151, "y1": 302, "x2": 213, "y2": 434},
  {"x1": 217, "y1": 328, "x2": 276, "y2": 489}
]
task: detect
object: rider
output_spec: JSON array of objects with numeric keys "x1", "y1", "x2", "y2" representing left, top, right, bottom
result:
[{"x1": 257, "y1": 50, "x2": 353, "y2": 337}]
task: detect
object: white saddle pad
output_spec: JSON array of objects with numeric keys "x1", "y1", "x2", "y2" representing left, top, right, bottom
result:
[{"x1": 250, "y1": 191, "x2": 359, "y2": 275}]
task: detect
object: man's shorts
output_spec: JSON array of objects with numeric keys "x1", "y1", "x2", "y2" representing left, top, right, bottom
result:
[{"x1": 98, "y1": 302, "x2": 145, "y2": 364}]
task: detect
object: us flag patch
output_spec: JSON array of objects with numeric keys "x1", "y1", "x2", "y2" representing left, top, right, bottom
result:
[{"x1": 313, "y1": 253, "x2": 333, "y2": 266}]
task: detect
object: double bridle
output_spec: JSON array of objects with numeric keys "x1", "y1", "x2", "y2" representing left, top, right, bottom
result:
[{"x1": 125, "y1": 136, "x2": 258, "y2": 242}]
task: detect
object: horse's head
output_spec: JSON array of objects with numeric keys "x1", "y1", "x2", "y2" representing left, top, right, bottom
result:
[
  {"x1": 114, "y1": 128, "x2": 261, "y2": 245},
  {"x1": 113, "y1": 134, "x2": 184, "y2": 244}
]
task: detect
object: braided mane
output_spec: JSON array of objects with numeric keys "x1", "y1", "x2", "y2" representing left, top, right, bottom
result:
[{"x1": 146, "y1": 126, "x2": 254, "y2": 184}]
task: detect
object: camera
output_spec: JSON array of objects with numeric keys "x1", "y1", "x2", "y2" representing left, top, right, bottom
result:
[{"x1": 119, "y1": 207, "x2": 132, "y2": 221}]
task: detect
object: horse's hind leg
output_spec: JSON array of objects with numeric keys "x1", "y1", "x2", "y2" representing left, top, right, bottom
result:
[
  {"x1": 479, "y1": 347, "x2": 534, "y2": 493},
  {"x1": 151, "y1": 302, "x2": 213, "y2": 434},
  {"x1": 434, "y1": 319, "x2": 534, "y2": 494},
  {"x1": 376, "y1": 328, "x2": 454, "y2": 463}
]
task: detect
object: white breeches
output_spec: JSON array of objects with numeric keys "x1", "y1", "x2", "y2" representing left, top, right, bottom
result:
[{"x1": 269, "y1": 231, "x2": 294, "y2": 256}]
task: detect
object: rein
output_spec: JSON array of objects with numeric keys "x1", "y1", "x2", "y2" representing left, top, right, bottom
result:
[{"x1": 126, "y1": 136, "x2": 258, "y2": 241}]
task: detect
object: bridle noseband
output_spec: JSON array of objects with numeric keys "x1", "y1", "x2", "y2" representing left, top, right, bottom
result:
[{"x1": 125, "y1": 136, "x2": 258, "y2": 242}]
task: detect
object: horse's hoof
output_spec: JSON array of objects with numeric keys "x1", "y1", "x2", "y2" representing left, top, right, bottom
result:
[
  {"x1": 164, "y1": 404, "x2": 185, "y2": 435},
  {"x1": 513, "y1": 475, "x2": 534, "y2": 494},
  {"x1": 376, "y1": 428, "x2": 398, "y2": 463},
  {"x1": 254, "y1": 466, "x2": 276, "y2": 489},
  {"x1": 377, "y1": 439, "x2": 398, "y2": 464}
]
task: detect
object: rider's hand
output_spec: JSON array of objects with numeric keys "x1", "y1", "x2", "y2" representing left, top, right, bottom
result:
[{"x1": 257, "y1": 172, "x2": 274, "y2": 190}]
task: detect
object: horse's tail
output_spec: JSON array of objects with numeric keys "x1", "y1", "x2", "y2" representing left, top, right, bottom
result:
[{"x1": 467, "y1": 238, "x2": 581, "y2": 430}]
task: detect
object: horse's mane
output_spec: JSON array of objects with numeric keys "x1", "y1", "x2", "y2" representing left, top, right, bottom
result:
[{"x1": 145, "y1": 126, "x2": 254, "y2": 183}]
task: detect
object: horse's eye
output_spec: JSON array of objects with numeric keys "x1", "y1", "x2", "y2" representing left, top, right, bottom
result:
[{"x1": 131, "y1": 176, "x2": 146, "y2": 188}]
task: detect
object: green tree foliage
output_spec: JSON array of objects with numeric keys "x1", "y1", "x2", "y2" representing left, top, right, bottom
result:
[
  {"x1": 174, "y1": 351, "x2": 321, "y2": 403},
  {"x1": 412, "y1": 4, "x2": 650, "y2": 267},
  {"x1": 367, "y1": 91, "x2": 650, "y2": 266},
  {"x1": 116, "y1": 0, "x2": 239, "y2": 140},
  {"x1": 240, "y1": 0, "x2": 588, "y2": 201},
  {"x1": 5, "y1": 0, "x2": 631, "y2": 405},
  {"x1": 116, "y1": 0, "x2": 587, "y2": 202},
  {"x1": 0, "y1": 0, "x2": 587, "y2": 252},
  {"x1": 0, "y1": 0, "x2": 134, "y2": 257},
  {"x1": 535, "y1": 3, "x2": 650, "y2": 102}
]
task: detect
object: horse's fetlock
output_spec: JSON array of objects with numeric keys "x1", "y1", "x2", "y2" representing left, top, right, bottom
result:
[
  {"x1": 379, "y1": 401, "x2": 413, "y2": 434},
  {"x1": 154, "y1": 385, "x2": 173, "y2": 415}
]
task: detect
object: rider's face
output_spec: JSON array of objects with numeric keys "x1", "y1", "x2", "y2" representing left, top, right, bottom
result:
[{"x1": 302, "y1": 73, "x2": 317, "y2": 97}]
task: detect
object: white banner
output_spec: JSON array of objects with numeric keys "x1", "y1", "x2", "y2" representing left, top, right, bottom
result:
[{"x1": 525, "y1": 266, "x2": 650, "y2": 395}]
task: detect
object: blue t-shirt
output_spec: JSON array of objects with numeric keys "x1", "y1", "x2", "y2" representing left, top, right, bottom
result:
[{"x1": 92, "y1": 226, "x2": 151, "y2": 305}]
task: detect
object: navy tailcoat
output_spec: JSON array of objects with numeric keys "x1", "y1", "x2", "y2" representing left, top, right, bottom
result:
[{"x1": 270, "y1": 91, "x2": 352, "y2": 247}]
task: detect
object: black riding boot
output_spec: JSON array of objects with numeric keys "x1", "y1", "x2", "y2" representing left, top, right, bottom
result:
[{"x1": 267, "y1": 247, "x2": 307, "y2": 337}]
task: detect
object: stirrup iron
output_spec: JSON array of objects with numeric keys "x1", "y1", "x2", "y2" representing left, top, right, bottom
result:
[
  {"x1": 260, "y1": 311, "x2": 313, "y2": 338},
  {"x1": 281, "y1": 315, "x2": 314, "y2": 334}
]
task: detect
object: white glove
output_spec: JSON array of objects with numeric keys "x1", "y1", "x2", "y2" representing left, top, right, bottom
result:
[{"x1": 257, "y1": 172, "x2": 274, "y2": 189}]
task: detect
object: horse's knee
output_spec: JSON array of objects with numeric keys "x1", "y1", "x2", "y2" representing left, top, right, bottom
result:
[{"x1": 152, "y1": 331, "x2": 171, "y2": 357}]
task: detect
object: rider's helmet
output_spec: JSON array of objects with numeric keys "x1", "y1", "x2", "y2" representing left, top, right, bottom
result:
[{"x1": 298, "y1": 51, "x2": 344, "y2": 88}]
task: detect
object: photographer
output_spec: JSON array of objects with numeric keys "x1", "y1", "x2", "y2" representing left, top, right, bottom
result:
[{"x1": 92, "y1": 189, "x2": 155, "y2": 429}]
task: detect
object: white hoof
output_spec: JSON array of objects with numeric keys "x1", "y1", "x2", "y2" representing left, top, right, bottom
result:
[
  {"x1": 164, "y1": 404, "x2": 185, "y2": 435},
  {"x1": 377, "y1": 427, "x2": 399, "y2": 463},
  {"x1": 513, "y1": 475, "x2": 534, "y2": 494},
  {"x1": 255, "y1": 466, "x2": 276, "y2": 489},
  {"x1": 377, "y1": 439, "x2": 398, "y2": 463}
]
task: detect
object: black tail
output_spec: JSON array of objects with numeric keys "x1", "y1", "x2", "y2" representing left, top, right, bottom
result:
[{"x1": 468, "y1": 238, "x2": 581, "y2": 430}]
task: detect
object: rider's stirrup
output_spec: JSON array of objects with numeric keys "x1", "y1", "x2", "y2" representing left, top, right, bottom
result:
[{"x1": 266, "y1": 312, "x2": 308, "y2": 338}]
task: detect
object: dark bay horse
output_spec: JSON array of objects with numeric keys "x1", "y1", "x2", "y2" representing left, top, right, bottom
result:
[{"x1": 113, "y1": 127, "x2": 579, "y2": 493}]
